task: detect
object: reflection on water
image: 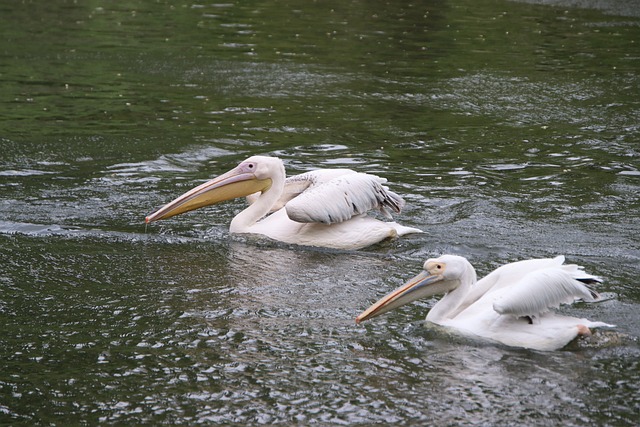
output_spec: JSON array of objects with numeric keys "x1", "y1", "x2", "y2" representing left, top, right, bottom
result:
[{"x1": 1, "y1": 0, "x2": 639, "y2": 425}]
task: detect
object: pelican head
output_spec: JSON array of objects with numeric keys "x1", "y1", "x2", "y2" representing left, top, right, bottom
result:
[
  {"x1": 146, "y1": 156, "x2": 279, "y2": 223},
  {"x1": 356, "y1": 254, "x2": 476, "y2": 323}
]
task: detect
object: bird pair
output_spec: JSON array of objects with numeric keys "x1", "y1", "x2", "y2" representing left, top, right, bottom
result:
[{"x1": 146, "y1": 155, "x2": 613, "y2": 351}]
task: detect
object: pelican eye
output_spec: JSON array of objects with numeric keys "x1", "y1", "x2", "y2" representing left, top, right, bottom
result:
[
  {"x1": 242, "y1": 162, "x2": 257, "y2": 172},
  {"x1": 425, "y1": 260, "x2": 445, "y2": 274}
]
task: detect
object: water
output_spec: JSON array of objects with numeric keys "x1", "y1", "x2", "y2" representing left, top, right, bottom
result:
[{"x1": 1, "y1": 0, "x2": 639, "y2": 425}]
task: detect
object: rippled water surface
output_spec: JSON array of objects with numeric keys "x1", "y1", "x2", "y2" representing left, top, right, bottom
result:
[{"x1": 1, "y1": 0, "x2": 639, "y2": 425}]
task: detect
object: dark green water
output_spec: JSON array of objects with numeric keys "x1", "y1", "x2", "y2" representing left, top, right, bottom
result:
[{"x1": 1, "y1": 0, "x2": 639, "y2": 425}]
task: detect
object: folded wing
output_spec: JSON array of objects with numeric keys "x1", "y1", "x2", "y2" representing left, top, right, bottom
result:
[
  {"x1": 492, "y1": 267, "x2": 602, "y2": 318},
  {"x1": 284, "y1": 172, "x2": 406, "y2": 224},
  {"x1": 246, "y1": 169, "x2": 356, "y2": 212}
]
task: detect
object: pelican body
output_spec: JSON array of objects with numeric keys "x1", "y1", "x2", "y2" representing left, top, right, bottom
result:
[
  {"x1": 356, "y1": 255, "x2": 614, "y2": 351},
  {"x1": 146, "y1": 156, "x2": 421, "y2": 250}
]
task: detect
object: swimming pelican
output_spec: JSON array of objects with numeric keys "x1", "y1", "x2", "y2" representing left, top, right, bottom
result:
[
  {"x1": 145, "y1": 155, "x2": 422, "y2": 250},
  {"x1": 356, "y1": 255, "x2": 614, "y2": 351}
]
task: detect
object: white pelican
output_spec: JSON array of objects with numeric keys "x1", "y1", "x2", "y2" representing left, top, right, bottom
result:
[
  {"x1": 145, "y1": 155, "x2": 422, "y2": 250},
  {"x1": 356, "y1": 255, "x2": 614, "y2": 351}
]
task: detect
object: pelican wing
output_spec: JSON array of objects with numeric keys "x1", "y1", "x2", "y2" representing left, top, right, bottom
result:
[
  {"x1": 284, "y1": 173, "x2": 405, "y2": 224},
  {"x1": 449, "y1": 257, "x2": 566, "y2": 319},
  {"x1": 246, "y1": 169, "x2": 356, "y2": 212},
  {"x1": 492, "y1": 267, "x2": 601, "y2": 317}
]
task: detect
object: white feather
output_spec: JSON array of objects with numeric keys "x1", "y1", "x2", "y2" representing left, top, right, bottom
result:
[
  {"x1": 285, "y1": 173, "x2": 405, "y2": 224},
  {"x1": 492, "y1": 268, "x2": 597, "y2": 317},
  {"x1": 246, "y1": 169, "x2": 357, "y2": 213}
]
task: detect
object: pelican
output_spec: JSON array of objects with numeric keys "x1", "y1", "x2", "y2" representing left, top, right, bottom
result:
[
  {"x1": 145, "y1": 155, "x2": 422, "y2": 250},
  {"x1": 356, "y1": 255, "x2": 614, "y2": 351}
]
